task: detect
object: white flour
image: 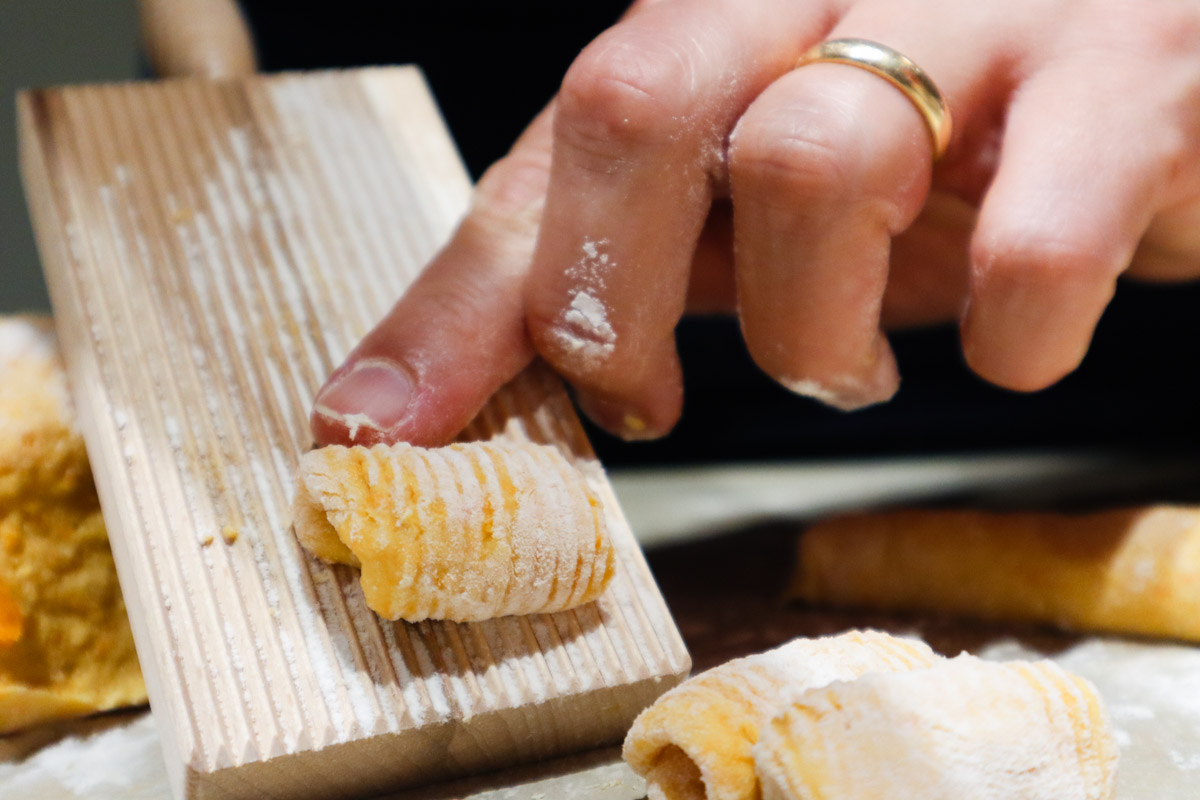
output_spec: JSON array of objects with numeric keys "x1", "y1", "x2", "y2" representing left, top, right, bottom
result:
[
  {"x1": 0, "y1": 317, "x2": 75, "y2": 430},
  {"x1": 555, "y1": 240, "x2": 617, "y2": 368},
  {"x1": 0, "y1": 713, "x2": 166, "y2": 800},
  {"x1": 575, "y1": 238, "x2": 611, "y2": 273},
  {"x1": 982, "y1": 638, "x2": 1200, "y2": 798},
  {"x1": 558, "y1": 290, "x2": 617, "y2": 360},
  {"x1": 777, "y1": 371, "x2": 886, "y2": 412},
  {"x1": 0, "y1": 317, "x2": 58, "y2": 368},
  {"x1": 778, "y1": 377, "x2": 849, "y2": 409},
  {"x1": 1169, "y1": 751, "x2": 1200, "y2": 771}
]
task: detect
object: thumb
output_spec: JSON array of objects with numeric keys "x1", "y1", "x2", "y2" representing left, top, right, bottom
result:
[{"x1": 310, "y1": 107, "x2": 554, "y2": 447}]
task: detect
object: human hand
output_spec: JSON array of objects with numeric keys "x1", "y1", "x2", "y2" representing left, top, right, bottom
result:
[
  {"x1": 312, "y1": 0, "x2": 1200, "y2": 447},
  {"x1": 138, "y1": 0, "x2": 257, "y2": 78}
]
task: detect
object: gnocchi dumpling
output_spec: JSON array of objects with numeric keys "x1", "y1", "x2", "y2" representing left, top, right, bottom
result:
[
  {"x1": 622, "y1": 630, "x2": 940, "y2": 800},
  {"x1": 293, "y1": 440, "x2": 614, "y2": 622},
  {"x1": 755, "y1": 655, "x2": 1118, "y2": 800}
]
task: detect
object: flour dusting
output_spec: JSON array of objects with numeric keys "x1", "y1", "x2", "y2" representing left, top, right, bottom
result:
[
  {"x1": 981, "y1": 638, "x2": 1200, "y2": 795},
  {"x1": 1169, "y1": 751, "x2": 1200, "y2": 771},
  {"x1": 555, "y1": 240, "x2": 618, "y2": 367},
  {"x1": 779, "y1": 377, "x2": 848, "y2": 408},
  {"x1": 311, "y1": 405, "x2": 384, "y2": 443},
  {"x1": 565, "y1": 238, "x2": 613, "y2": 285},
  {"x1": 778, "y1": 372, "x2": 888, "y2": 412},
  {"x1": 0, "y1": 713, "x2": 166, "y2": 800},
  {"x1": 554, "y1": 291, "x2": 616, "y2": 367},
  {"x1": 563, "y1": 291, "x2": 616, "y2": 347},
  {"x1": 341, "y1": 412, "x2": 378, "y2": 442},
  {"x1": 0, "y1": 317, "x2": 57, "y2": 367}
]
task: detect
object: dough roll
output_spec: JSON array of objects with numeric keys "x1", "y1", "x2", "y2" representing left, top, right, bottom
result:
[
  {"x1": 755, "y1": 655, "x2": 1118, "y2": 800},
  {"x1": 622, "y1": 630, "x2": 939, "y2": 800},
  {"x1": 293, "y1": 441, "x2": 614, "y2": 622},
  {"x1": 792, "y1": 507, "x2": 1200, "y2": 641}
]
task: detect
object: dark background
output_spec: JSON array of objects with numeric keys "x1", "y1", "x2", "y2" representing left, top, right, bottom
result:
[{"x1": 241, "y1": 1, "x2": 1200, "y2": 467}]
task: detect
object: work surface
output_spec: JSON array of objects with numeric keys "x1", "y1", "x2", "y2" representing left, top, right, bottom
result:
[{"x1": 3, "y1": 454, "x2": 1199, "y2": 799}]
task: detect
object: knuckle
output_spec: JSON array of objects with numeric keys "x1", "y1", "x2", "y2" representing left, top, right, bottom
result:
[
  {"x1": 729, "y1": 103, "x2": 859, "y2": 202},
  {"x1": 470, "y1": 149, "x2": 552, "y2": 237},
  {"x1": 418, "y1": 276, "x2": 496, "y2": 335},
  {"x1": 1156, "y1": 132, "x2": 1191, "y2": 186},
  {"x1": 1074, "y1": 1, "x2": 1200, "y2": 60},
  {"x1": 1106, "y1": 0, "x2": 1200, "y2": 54},
  {"x1": 527, "y1": 290, "x2": 675, "y2": 393},
  {"x1": 558, "y1": 35, "x2": 695, "y2": 155},
  {"x1": 526, "y1": 292, "x2": 619, "y2": 378},
  {"x1": 972, "y1": 227, "x2": 1115, "y2": 291},
  {"x1": 408, "y1": 247, "x2": 525, "y2": 336},
  {"x1": 1150, "y1": 9, "x2": 1200, "y2": 52}
]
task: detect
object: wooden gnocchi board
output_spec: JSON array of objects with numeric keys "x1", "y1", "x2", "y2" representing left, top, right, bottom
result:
[{"x1": 17, "y1": 68, "x2": 690, "y2": 799}]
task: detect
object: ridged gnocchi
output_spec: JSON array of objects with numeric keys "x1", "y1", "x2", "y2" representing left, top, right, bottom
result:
[
  {"x1": 293, "y1": 440, "x2": 614, "y2": 621},
  {"x1": 622, "y1": 630, "x2": 940, "y2": 800},
  {"x1": 755, "y1": 655, "x2": 1118, "y2": 800}
]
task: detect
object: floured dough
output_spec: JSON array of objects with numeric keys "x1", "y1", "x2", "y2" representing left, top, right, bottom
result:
[
  {"x1": 791, "y1": 507, "x2": 1200, "y2": 640},
  {"x1": 622, "y1": 630, "x2": 939, "y2": 800},
  {"x1": 0, "y1": 315, "x2": 146, "y2": 734},
  {"x1": 755, "y1": 655, "x2": 1118, "y2": 800},
  {"x1": 293, "y1": 440, "x2": 614, "y2": 621}
]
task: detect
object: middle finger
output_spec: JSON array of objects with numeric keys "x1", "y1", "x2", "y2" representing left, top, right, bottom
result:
[
  {"x1": 729, "y1": 0, "x2": 1017, "y2": 409},
  {"x1": 524, "y1": 0, "x2": 839, "y2": 437}
]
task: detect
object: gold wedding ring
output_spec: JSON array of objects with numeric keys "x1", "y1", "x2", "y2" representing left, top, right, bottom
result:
[{"x1": 797, "y1": 38, "x2": 952, "y2": 159}]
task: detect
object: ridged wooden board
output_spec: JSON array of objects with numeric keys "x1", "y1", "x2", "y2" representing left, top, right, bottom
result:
[{"x1": 17, "y1": 68, "x2": 690, "y2": 800}]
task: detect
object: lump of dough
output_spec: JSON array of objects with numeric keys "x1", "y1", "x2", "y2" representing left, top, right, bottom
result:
[
  {"x1": 755, "y1": 655, "x2": 1118, "y2": 800},
  {"x1": 791, "y1": 507, "x2": 1200, "y2": 640},
  {"x1": 622, "y1": 629, "x2": 940, "y2": 800},
  {"x1": 0, "y1": 315, "x2": 147, "y2": 733},
  {"x1": 293, "y1": 440, "x2": 614, "y2": 621}
]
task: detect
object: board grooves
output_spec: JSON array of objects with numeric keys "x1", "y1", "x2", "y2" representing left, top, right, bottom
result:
[{"x1": 19, "y1": 68, "x2": 689, "y2": 799}]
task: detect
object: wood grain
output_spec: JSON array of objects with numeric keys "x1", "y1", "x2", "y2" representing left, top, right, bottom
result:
[{"x1": 18, "y1": 68, "x2": 689, "y2": 799}]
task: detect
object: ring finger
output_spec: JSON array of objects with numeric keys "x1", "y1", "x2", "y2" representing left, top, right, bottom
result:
[{"x1": 729, "y1": 2, "x2": 1013, "y2": 408}]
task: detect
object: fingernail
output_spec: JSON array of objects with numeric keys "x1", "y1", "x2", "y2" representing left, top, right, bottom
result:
[
  {"x1": 313, "y1": 359, "x2": 414, "y2": 440},
  {"x1": 576, "y1": 392, "x2": 659, "y2": 441},
  {"x1": 779, "y1": 339, "x2": 899, "y2": 412},
  {"x1": 779, "y1": 376, "x2": 898, "y2": 411}
]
